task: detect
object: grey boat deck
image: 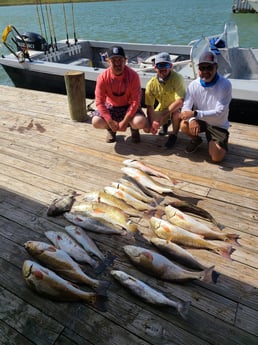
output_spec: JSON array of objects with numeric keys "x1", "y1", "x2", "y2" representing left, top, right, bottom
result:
[{"x1": 0, "y1": 85, "x2": 257, "y2": 345}]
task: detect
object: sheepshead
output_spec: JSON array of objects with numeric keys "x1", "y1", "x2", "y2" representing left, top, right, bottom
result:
[
  {"x1": 150, "y1": 216, "x2": 234, "y2": 259},
  {"x1": 104, "y1": 186, "x2": 154, "y2": 211},
  {"x1": 47, "y1": 191, "x2": 78, "y2": 216},
  {"x1": 111, "y1": 270, "x2": 191, "y2": 319},
  {"x1": 68, "y1": 201, "x2": 137, "y2": 232},
  {"x1": 121, "y1": 167, "x2": 183, "y2": 194},
  {"x1": 150, "y1": 237, "x2": 206, "y2": 270},
  {"x1": 22, "y1": 260, "x2": 106, "y2": 311},
  {"x1": 123, "y1": 159, "x2": 171, "y2": 181},
  {"x1": 44, "y1": 231, "x2": 99, "y2": 268},
  {"x1": 167, "y1": 199, "x2": 222, "y2": 229},
  {"x1": 165, "y1": 205, "x2": 239, "y2": 244},
  {"x1": 82, "y1": 190, "x2": 141, "y2": 217},
  {"x1": 111, "y1": 181, "x2": 153, "y2": 203},
  {"x1": 123, "y1": 245, "x2": 216, "y2": 284},
  {"x1": 64, "y1": 212, "x2": 127, "y2": 235},
  {"x1": 24, "y1": 241, "x2": 110, "y2": 295}
]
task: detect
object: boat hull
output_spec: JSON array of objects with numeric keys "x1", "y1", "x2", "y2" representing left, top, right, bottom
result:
[{"x1": 2, "y1": 64, "x2": 257, "y2": 125}]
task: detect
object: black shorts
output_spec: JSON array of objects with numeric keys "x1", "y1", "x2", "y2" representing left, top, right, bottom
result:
[
  {"x1": 198, "y1": 120, "x2": 229, "y2": 151},
  {"x1": 93, "y1": 103, "x2": 145, "y2": 122}
]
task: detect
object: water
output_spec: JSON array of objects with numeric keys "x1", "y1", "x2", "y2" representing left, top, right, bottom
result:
[{"x1": 0, "y1": 0, "x2": 258, "y2": 86}]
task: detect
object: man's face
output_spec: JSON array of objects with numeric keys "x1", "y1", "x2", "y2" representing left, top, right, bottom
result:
[
  {"x1": 198, "y1": 63, "x2": 217, "y2": 83},
  {"x1": 109, "y1": 56, "x2": 126, "y2": 75},
  {"x1": 155, "y1": 62, "x2": 172, "y2": 79}
]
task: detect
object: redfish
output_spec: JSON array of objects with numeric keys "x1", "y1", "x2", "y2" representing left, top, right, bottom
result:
[
  {"x1": 165, "y1": 205, "x2": 239, "y2": 244},
  {"x1": 24, "y1": 241, "x2": 110, "y2": 295},
  {"x1": 123, "y1": 159, "x2": 171, "y2": 181},
  {"x1": 22, "y1": 260, "x2": 107, "y2": 311},
  {"x1": 150, "y1": 217, "x2": 234, "y2": 259},
  {"x1": 123, "y1": 245, "x2": 216, "y2": 284}
]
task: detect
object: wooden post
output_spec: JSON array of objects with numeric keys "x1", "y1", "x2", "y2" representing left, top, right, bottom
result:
[{"x1": 64, "y1": 71, "x2": 87, "y2": 122}]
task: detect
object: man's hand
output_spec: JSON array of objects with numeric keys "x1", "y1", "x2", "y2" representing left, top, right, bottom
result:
[
  {"x1": 180, "y1": 110, "x2": 195, "y2": 120},
  {"x1": 189, "y1": 119, "x2": 200, "y2": 136},
  {"x1": 107, "y1": 119, "x2": 119, "y2": 132}
]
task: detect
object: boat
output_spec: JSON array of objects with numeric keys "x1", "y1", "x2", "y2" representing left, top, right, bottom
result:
[
  {"x1": 1, "y1": 22, "x2": 258, "y2": 125},
  {"x1": 247, "y1": 0, "x2": 258, "y2": 12}
]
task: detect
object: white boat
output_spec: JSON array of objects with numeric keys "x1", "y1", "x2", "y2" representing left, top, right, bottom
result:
[
  {"x1": 247, "y1": 0, "x2": 258, "y2": 12},
  {"x1": 0, "y1": 22, "x2": 258, "y2": 125}
]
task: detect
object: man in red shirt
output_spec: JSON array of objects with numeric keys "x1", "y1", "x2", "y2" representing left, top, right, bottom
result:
[{"x1": 92, "y1": 46, "x2": 147, "y2": 143}]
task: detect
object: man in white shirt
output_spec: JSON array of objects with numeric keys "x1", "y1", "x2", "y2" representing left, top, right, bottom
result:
[{"x1": 179, "y1": 51, "x2": 232, "y2": 163}]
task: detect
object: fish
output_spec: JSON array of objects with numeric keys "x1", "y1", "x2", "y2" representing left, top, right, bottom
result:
[
  {"x1": 150, "y1": 237, "x2": 206, "y2": 270},
  {"x1": 24, "y1": 241, "x2": 110, "y2": 295},
  {"x1": 121, "y1": 167, "x2": 184, "y2": 194},
  {"x1": 22, "y1": 260, "x2": 106, "y2": 311},
  {"x1": 82, "y1": 190, "x2": 141, "y2": 217},
  {"x1": 150, "y1": 216, "x2": 234, "y2": 259},
  {"x1": 117, "y1": 177, "x2": 156, "y2": 200},
  {"x1": 110, "y1": 269, "x2": 191, "y2": 320},
  {"x1": 64, "y1": 212, "x2": 127, "y2": 235},
  {"x1": 165, "y1": 205, "x2": 239, "y2": 244},
  {"x1": 104, "y1": 186, "x2": 154, "y2": 211},
  {"x1": 68, "y1": 201, "x2": 137, "y2": 232},
  {"x1": 44, "y1": 231, "x2": 100, "y2": 268},
  {"x1": 111, "y1": 181, "x2": 153, "y2": 203},
  {"x1": 47, "y1": 191, "x2": 78, "y2": 216},
  {"x1": 167, "y1": 199, "x2": 223, "y2": 229},
  {"x1": 123, "y1": 245, "x2": 216, "y2": 284},
  {"x1": 64, "y1": 225, "x2": 105, "y2": 261},
  {"x1": 123, "y1": 159, "x2": 172, "y2": 181}
]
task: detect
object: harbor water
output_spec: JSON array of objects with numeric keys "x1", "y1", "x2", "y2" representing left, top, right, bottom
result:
[{"x1": 0, "y1": 0, "x2": 258, "y2": 86}]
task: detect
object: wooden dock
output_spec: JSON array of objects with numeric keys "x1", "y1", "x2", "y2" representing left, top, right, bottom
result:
[{"x1": 0, "y1": 85, "x2": 257, "y2": 345}]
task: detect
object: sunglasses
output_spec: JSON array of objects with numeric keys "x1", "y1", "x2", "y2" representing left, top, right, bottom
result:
[
  {"x1": 156, "y1": 62, "x2": 172, "y2": 70},
  {"x1": 198, "y1": 65, "x2": 215, "y2": 72}
]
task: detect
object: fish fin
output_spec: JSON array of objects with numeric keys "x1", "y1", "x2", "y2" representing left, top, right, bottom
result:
[
  {"x1": 202, "y1": 265, "x2": 216, "y2": 284},
  {"x1": 89, "y1": 294, "x2": 107, "y2": 312},
  {"x1": 127, "y1": 222, "x2": 138, "y2": 233},
  {"x1": 177, "y1": 300, "x2": 191, "y2": 320},
  {"x1": 94, "y1": 280, "x2": 111, "y2": 296},
  {"x1": 217, "y1": 244, "x2": 235, "y2": 259},
  {"x1": 225, "y1": 234, "x2": 241, "y2": 246},
  {"x1": 211, "y1": 270, "x2": 220, "y2": 284}
]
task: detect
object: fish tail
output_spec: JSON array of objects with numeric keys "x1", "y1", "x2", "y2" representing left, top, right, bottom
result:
[
  {"x1": 88, "y1": 294, "x2": 107, "y2": 312},
  {"x1": 127, "y1": 222, "x2": 138, "y2": 233},
  {"x1": 177, "y1": 300, "x2": 191, "y2": 320},
  {"x1": 94, "y1": 255, "x2": 117, "y2": 275},
  {"x1": 202, "y1": 265, "x2": 216, "y2": 284},
  {"x1": 212, "y1": 270, "x2": 220, "y2": 284},
  {"x1": 225, "y1": 234, "x2": 241, "y2": 246},
  {"x1": 216, "y1": 244, "x2": 235, "y2": 259},
  {"x1": 94, "y1": 280, "x2": 111, "y2": 296}
]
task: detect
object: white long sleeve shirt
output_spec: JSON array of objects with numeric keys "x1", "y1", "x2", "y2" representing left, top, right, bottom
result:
[{"x1": 182, "y1": 75, "x2": 232, "y2": 130}]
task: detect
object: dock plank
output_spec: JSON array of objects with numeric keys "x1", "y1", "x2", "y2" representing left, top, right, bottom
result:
[{"x1": 0, "y1": 85, "x2": 257, "y2": 345}]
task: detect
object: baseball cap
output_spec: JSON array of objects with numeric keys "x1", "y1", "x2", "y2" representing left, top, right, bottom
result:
[
  {"x1": 155, "y1": 52, "x2": 172, "y2": 65},
  {"x1": 198, "y1": 51, "x2": 218, "y2": 65},
  {"x1": 108, "y1": 46, "x2": 126, "y2": 59}
]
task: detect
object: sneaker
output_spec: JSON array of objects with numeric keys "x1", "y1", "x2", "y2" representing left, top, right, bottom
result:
[
  {"x1": 159, "y1": 120, "x2": 171, "y2": 136},
  {"x1": 106, "y1": 129, "x2": 116, "y2": 143},
  {"x1": 165, "y1": 134, "x2": 177, "y2": 148},
  {"x1": 185, "y1": 137, "x2": 203, "y2": 153},
  {"x1": 130, "y1": 128, "x2": 141, "y2": 143}
]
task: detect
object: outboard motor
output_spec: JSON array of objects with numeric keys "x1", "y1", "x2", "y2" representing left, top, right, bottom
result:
[{"x1": 15, "y1": 32, "x2": 48, "y2": 51}]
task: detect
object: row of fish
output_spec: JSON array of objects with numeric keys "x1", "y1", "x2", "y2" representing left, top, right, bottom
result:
[
  {"x1": 22, "y1": 225, "x2": 116, "y2": 311},
  {"x1": 39, "y1": 158, "x2": 238, "y2": 319}
]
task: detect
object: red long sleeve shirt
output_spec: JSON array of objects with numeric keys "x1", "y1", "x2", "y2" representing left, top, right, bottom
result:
[{"x1": 95, "y1": 66, "x2": 142, "y2": 122}]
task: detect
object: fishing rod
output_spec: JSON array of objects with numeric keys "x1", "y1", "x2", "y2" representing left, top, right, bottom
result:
[
  {"x1": 71, "y1": 1, "x2": 78, "y2": 45},
  {"x1": 62, "y1": 1, "x2": 70, "y2": 47},
  {"x1": 48, "y1": 0, "x2": 58, "y2": 50},
  {"x1": 38, "y1": 0, "x2": 49, "y2": 46},
  {"x1": 45, "y1": 3, "x2": 54, "y2": 51}
]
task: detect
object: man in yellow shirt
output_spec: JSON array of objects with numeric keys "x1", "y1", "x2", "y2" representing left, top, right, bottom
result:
[{"x1": 145, "y1": 52, "x2": 185, "y2": 148}]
